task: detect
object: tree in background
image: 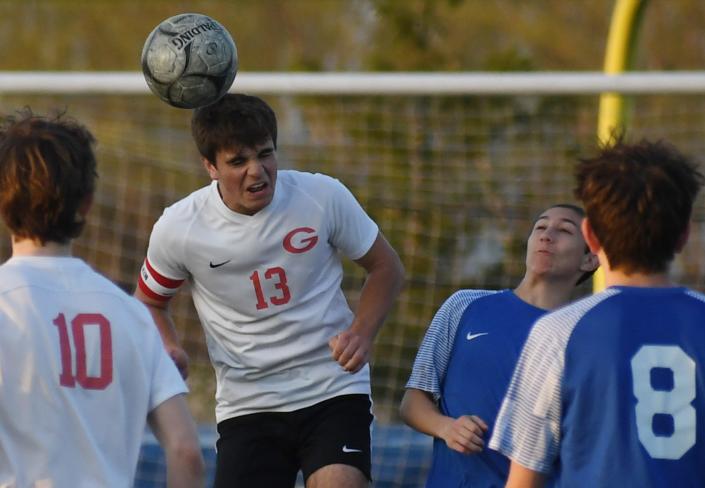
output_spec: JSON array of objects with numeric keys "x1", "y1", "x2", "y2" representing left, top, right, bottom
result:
[{"x1": 0, "y1": 0, "x2": 704, "y2": 71}]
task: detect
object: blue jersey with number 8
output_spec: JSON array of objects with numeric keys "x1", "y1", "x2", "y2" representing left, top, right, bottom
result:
[{"x1": 490, "y1": 286, "x2": 705, "y2": 488}]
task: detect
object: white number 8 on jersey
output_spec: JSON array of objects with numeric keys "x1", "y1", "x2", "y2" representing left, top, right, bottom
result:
[{"x1": 631, "y1": 345, "x2": 696, "y2": 460}]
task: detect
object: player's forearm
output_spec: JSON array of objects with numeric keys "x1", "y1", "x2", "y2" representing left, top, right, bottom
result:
[
  {"x1": 330, "y1": 233, "x2": 404, "y2": 372},
  {"x1": 134, "y1": 289, "x2": 190, "y2": 376},
  {"x1": 399, "y1": 388, "x2": 449, "y2": 439},
  {"x1": 166, "y1": 451, "x2": 206, "y2": 488},
  {"x1": 148, "y1": 305, "x2": 182, "y2": 348},
  {"x1": 505, "y1": 461, "x2": 546, "y2": 488},
  {"x1": 134, "y1": 288, "x2": 182, "y2": 347},
  {"x1": 350, "y1": 251, "x2": 405, "y2": 339},
  {"x1": 149, "y1": 396, "x2": 205, "y2": 487}
]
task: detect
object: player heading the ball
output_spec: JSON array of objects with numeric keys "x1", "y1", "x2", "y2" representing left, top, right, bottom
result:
[{"x1": 135, "y1": 93, "x2": 405, "y2": 487}]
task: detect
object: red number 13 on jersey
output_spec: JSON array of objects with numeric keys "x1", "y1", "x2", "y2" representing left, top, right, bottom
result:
[
  {"x1": 249, "y1": 267, "x2": 292, "y2": 310},
  {"x1": 52, "y1": 312, "x2": 113, "y2": 390}
]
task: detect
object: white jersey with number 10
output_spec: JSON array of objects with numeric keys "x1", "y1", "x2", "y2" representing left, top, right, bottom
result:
[{"x1": 0, "y1": 256, "x2": 187, "y2": 487}]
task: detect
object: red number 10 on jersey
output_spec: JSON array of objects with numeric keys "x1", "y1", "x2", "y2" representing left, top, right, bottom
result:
[{"x1": 52, "y1": 312, "x2": 113, "y2": 390}]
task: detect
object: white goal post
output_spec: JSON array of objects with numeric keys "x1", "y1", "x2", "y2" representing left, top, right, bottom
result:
[{"x1": 1, "y1": 71, "x2": 705, "y2": 95}]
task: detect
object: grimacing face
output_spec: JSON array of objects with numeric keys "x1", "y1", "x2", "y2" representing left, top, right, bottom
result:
[
  {"x1": 525, "y1": 206, "x2": 589, "y2": 281},
  {"x1": 203, "y1": 138, "x2": 278, "y2": 215}
]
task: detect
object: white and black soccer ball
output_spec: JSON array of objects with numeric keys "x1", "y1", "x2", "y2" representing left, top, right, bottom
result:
[{"x1": 141, "y1": 13, "x2": 238, "y2": 109}]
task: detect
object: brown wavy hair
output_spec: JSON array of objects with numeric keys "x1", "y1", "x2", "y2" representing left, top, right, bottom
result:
[
  {"x1": 575, "y1": 137, "x2": 703, "y2": 274},
  {"x1": 0, "y1": 109, "x2": 97, "y2": 244}
]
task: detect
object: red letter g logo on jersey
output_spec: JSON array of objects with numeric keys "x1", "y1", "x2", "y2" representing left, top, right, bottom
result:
[{"x1": 283, "y1": 227, "x2": 319, "y2": 254}]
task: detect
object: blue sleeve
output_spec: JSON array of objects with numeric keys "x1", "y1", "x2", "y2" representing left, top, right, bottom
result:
[
  {"x1": 489, "y1": 292, "x2": 615, "y2": 473},
  {"x1": 406, "y1": 290, "x2": 495, "y2": 400}
]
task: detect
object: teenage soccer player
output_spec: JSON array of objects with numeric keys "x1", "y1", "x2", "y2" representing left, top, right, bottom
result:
[
  {"x1": 490, "y1": 138, "x2": 705, "y2": 487},
  {"x1": 401, "y1": 204, "x2": 597, "y2": 487},
  {"x1": 0, "y1": 110, "x2": 204, "y2": 486},
  {"x1": 135, "y1": 94, "x2": 405, "y2": 487}
]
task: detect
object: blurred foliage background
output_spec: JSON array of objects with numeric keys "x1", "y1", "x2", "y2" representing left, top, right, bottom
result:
[
  {"x1": 1, "y1": 0, "x2": 705, "y2": 424},
  {"x1": 0, "y1": 0, "x2": 704, "y2": 71}
]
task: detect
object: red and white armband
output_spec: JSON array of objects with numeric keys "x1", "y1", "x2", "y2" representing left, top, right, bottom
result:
[{"x1": 138, "y1": 259, "x2": 185, "y2": 302}]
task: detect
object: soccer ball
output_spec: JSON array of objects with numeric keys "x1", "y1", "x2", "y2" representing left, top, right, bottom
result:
[{"x1": 141, "y1": 13, "x2": 238, "y2": 109}]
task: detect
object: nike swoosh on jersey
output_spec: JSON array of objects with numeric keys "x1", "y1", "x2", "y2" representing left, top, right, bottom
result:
[
  {"x1": 466, "y1": 332, "x2": 489, "y2": 341},
  {"x1": 209, "y1": 259, "x2": 231, "y2": 268},
  {"x1": 342, "y1": 445, "x2": 363, "y2": 453}
]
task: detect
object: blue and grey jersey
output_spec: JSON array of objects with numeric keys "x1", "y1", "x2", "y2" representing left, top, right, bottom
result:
[
  {"x1": 407, "y1": 289, "x2": 547, "y2": 487},
  {"x1": 491, "y1": 286, "x2": 705, "y2": 488}
]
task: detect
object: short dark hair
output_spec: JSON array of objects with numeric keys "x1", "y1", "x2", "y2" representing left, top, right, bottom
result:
[
  {"x1": 547, "y1": 203, "x2": 585, "y2": 219},
  {"x1": 0, "y1": 109, "x2": 97, "y2": 244},
  {"x1": 191, "y1": 93, "x2": 278, "y2": 163},
  {"x1": 574, "y1": 138, "x2": 704, "y2": 274}
]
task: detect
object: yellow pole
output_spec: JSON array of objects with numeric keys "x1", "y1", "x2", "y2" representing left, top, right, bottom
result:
[{"x1": 594, "y1": 0, "x2": 648, "y2": 292}]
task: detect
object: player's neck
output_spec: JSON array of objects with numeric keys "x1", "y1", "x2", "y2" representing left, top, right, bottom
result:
[
  {"x1": 602, "y1": 268, "x2": 674, "y2": 288},
  {"x1": 596, "y1": 248, "x2": 676, "y2": 287},
  {"x1": 513, "y1": 277, "x2": 574, "y2": 311},
  {"x1": 11, "y1": 237, "x2": 72, "y2": 257}
]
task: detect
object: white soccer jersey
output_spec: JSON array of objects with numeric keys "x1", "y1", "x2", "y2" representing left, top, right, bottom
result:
[
  {"x1": 139, "y1": 170, "x2": 379, "y2": 421},
  {"x1": 0, "y1": 256, "x2": 187, "y2": 487}
]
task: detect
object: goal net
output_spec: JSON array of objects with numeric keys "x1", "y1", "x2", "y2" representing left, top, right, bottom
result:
[{"x1": 2, "y1": 72, "x2": 705, "y2": 486}]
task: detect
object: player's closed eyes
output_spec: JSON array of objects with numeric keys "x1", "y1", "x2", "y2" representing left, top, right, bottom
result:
[
  {"x1": 230, "y1": 159, "x2": 246, "y2": 166},
  {"x1": 533, "y1": 225, "x2": 574, "y2": 235}
]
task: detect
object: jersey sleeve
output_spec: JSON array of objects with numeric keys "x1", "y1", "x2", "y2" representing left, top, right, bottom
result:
[
  {"x1": 488, "y1": 312, "x2": 569, "y2": 473},
  {"x1": 323, "y1": 175, "x2": 379, "y2": 260},
  {"x1": 137, "y1": 210, "x2": 189, "y2": 302},
  {"x1": 405, "y1": 290, "x2": 490, "y2": 400}
]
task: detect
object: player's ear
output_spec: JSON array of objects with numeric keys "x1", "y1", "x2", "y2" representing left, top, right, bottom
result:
[
  {"x1": 674, "y1": 221, "x2": 691, "y2": 253},
  {"x1": 77, "y1": 193, "x2": 93, "y2": 218},
  {"x1": 581, "y1": 218, "x2": 601, "y2": 255},
  {"x1": 580, "y1": 250, "x2": 599, "y2": 274},
  {"x1": 201, "y1": 157, "x2": 218, "y2": 180}
]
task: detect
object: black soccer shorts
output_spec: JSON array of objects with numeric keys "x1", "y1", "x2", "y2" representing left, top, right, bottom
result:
[{"x1": 214, "y1": 394, "x2": 373, "y2": 487}]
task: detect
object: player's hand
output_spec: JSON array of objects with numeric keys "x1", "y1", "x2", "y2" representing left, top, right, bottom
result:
[
  {"x1": 328, "y1": 329, "x2": 373, "y2": 374},
  {"x1": 167, "y1": 345, "x2": 190, "y2": 379},
  {"x1": 439, "y1": 415, "x2": 488, "y2": 455}
]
